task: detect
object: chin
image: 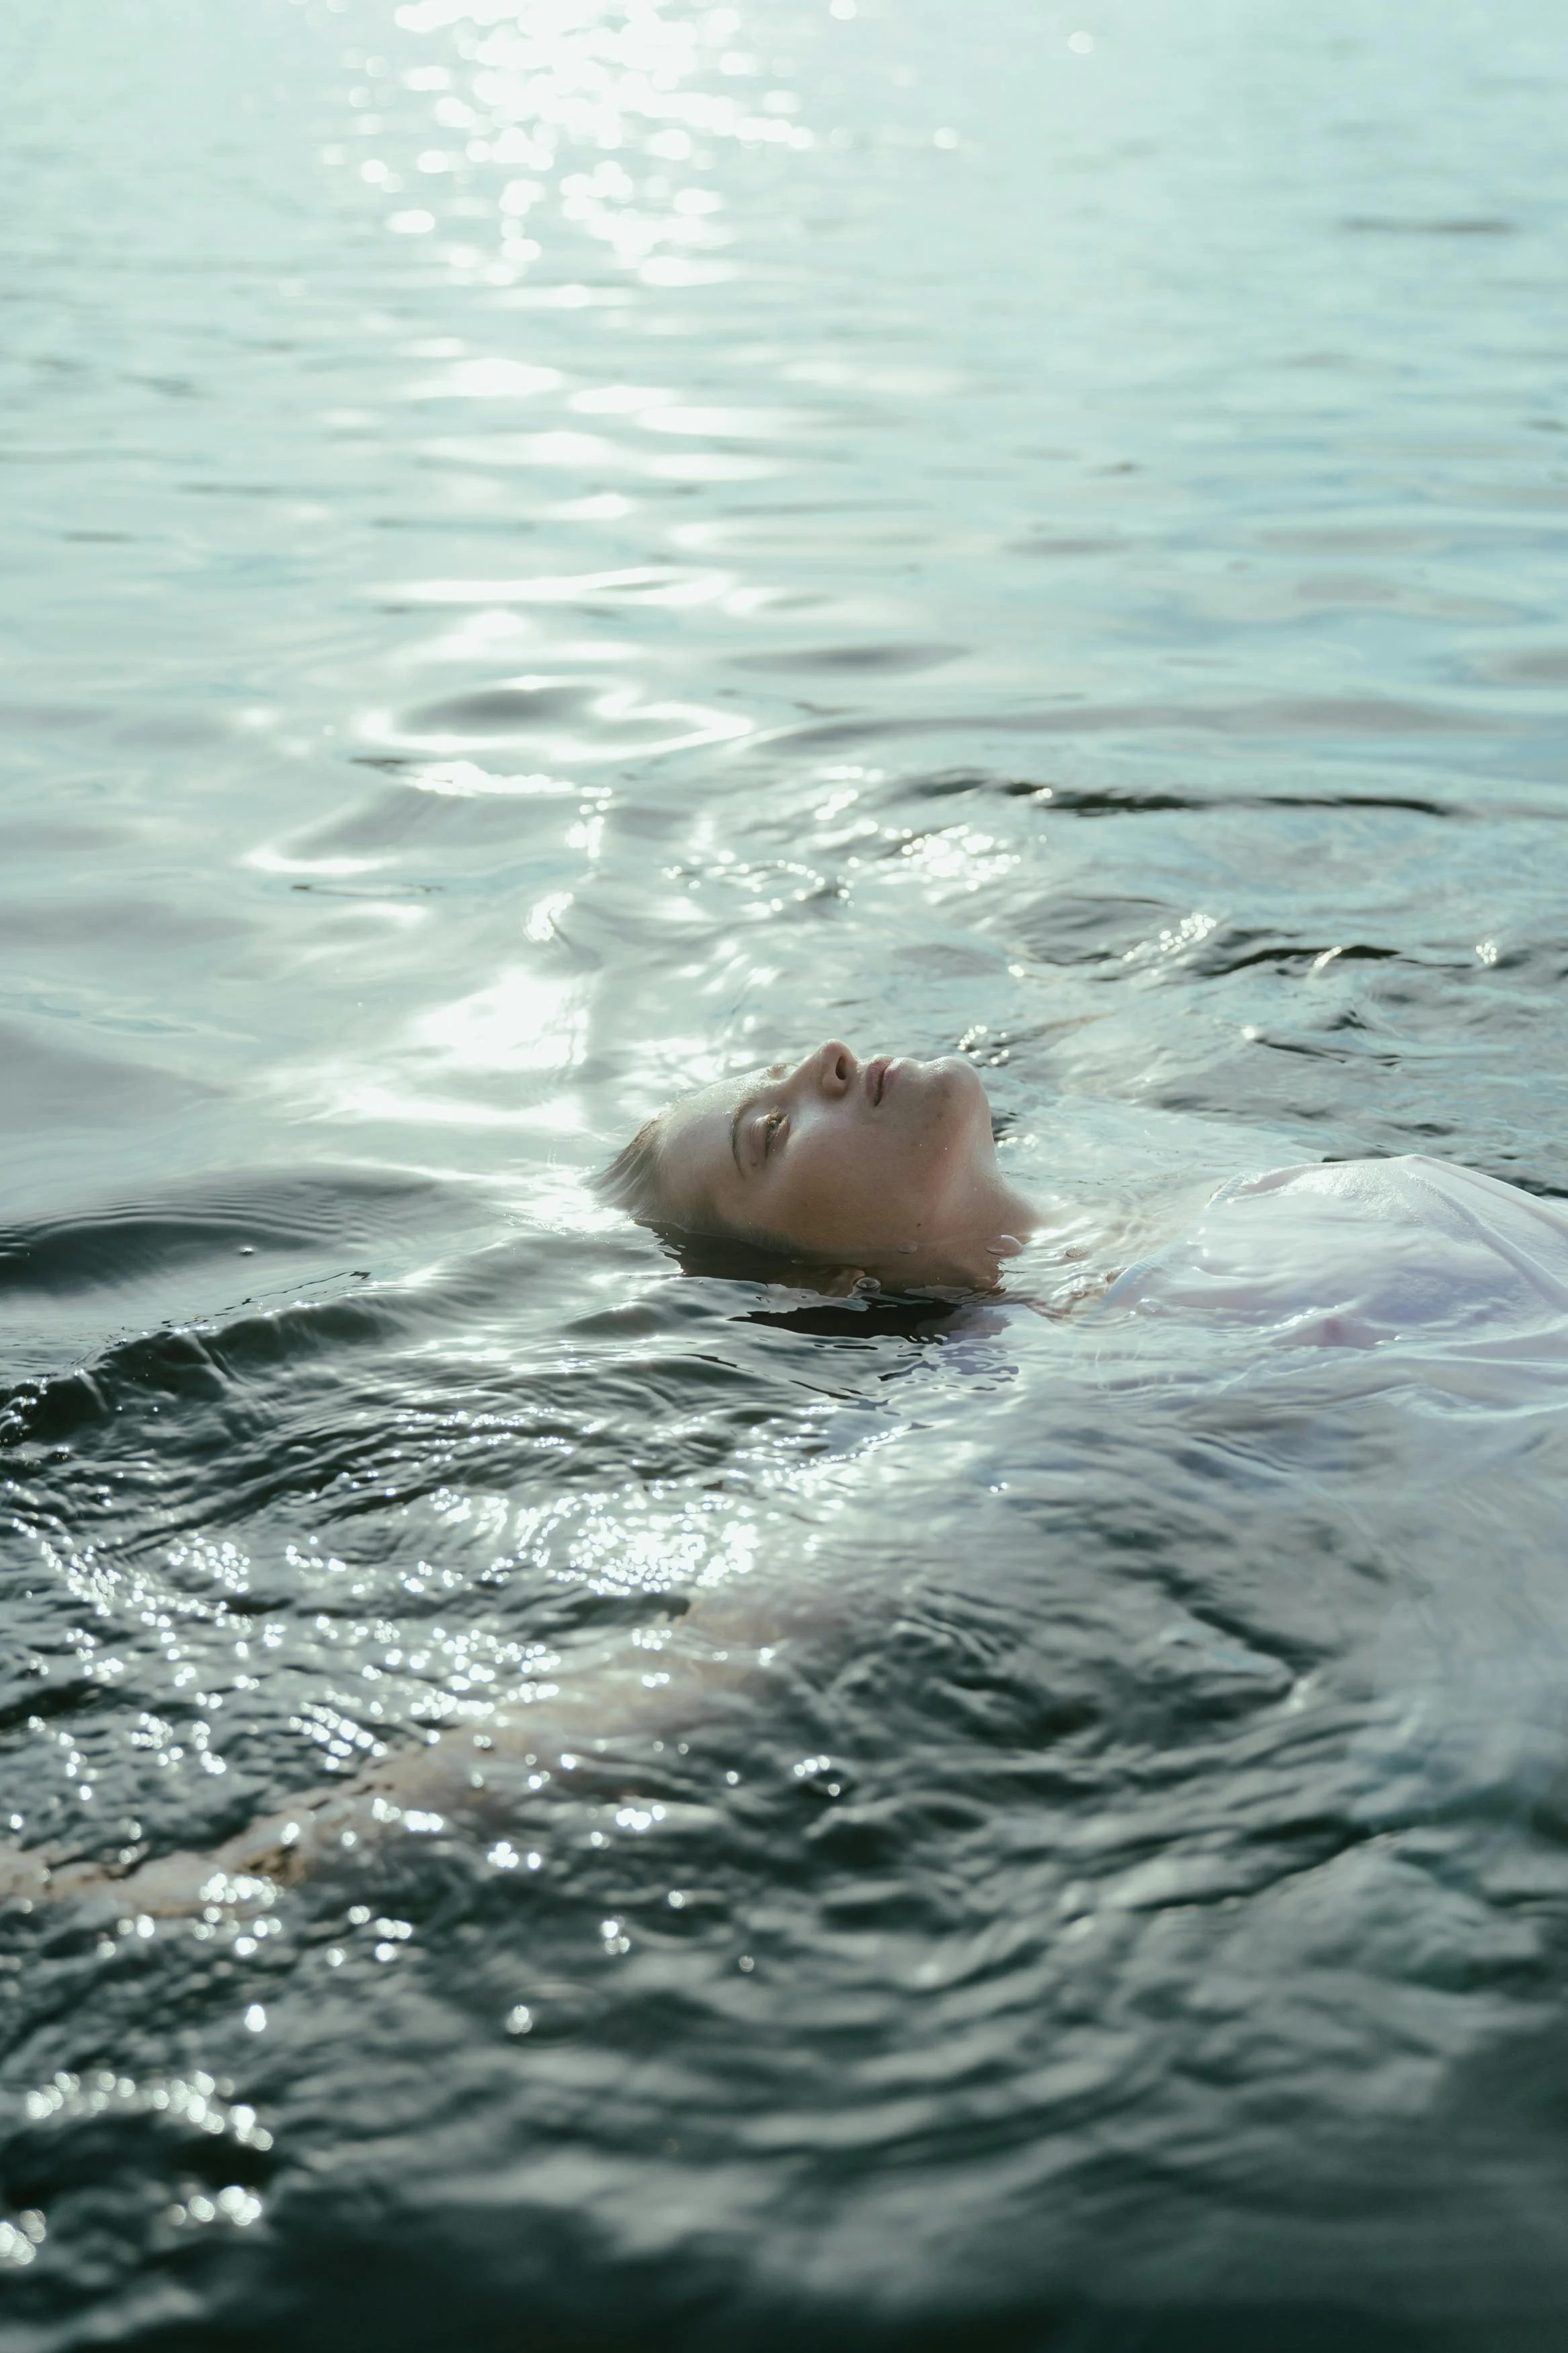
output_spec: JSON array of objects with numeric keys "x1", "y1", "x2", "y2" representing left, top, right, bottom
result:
[{"x1": 925, "y1": 1054, "x2": 993, "y2": 1120}]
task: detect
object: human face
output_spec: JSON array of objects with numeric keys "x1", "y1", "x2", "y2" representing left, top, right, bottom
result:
[{"x1": 651, "y1": 1040, "x2": 1012, "y2": 1273}]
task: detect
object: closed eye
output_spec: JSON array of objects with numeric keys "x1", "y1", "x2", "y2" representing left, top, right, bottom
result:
[{"x1": 731, "y1": 1088, "x2": 790, "y2": 1176}]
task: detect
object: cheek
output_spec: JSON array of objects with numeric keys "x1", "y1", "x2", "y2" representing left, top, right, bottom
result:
[
  {"x1": 781, "y1": 1100, "x2": 966, "y2": 1242},
  {"x1": 784, "y1": 1129, "x2": 891, "y2": 1231}
]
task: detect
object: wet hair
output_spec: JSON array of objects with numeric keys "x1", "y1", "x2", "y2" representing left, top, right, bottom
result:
[{"x1": 593, "y1": 1115, "x2": 667, "y2": 1225}]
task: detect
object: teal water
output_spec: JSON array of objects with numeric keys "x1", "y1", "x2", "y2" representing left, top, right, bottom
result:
[{"x1": 5, "y1": 1, "x2": 1568, "y2": 2345}]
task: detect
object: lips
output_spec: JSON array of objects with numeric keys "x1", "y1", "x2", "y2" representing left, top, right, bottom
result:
[{"x1": 865, "y1": 1055, "x2": 892, "y2": 1105}]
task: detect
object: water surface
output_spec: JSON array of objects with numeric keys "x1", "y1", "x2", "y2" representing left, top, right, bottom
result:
[{"x1": 6, "y1": 0, "x2": 1568, "y2": 2345}]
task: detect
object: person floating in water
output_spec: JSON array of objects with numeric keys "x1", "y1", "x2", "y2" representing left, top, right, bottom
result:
[
  {"x1": 596, "y1": 1036, "x2": 1568, "y2": 1360},
  {"x1": 7, "y1": 1039, "x2": 1567, "y2": 1917}
]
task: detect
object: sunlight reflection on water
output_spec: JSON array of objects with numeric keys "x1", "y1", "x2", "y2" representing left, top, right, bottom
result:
[{"x1": 5, "y1": 0, "x2": 1568, "y2": 2344}]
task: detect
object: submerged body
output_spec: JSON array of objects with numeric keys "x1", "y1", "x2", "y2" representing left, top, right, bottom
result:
[
  {"x1": 1099, "y1": 1152, "x2": 1568, "y2": 1383},
  {"x1": 8, "y1": 1065, "x2": 1565, "y2": 1920},
  {"x1": 607, "y1": 1037, "x2": 1568, "y2": 1362}
]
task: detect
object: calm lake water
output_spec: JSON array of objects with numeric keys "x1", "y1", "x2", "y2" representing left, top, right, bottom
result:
[{"x1": 5, "y1": 1, "x2": 1568, "y2": 2346}]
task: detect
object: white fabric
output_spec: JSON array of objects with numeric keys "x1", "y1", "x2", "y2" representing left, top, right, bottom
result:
[{"x1": 1101, "y1": 1156, "x2": 1568, "y2": 1383}]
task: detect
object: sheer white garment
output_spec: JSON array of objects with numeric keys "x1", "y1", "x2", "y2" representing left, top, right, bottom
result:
[{"x1": 1100, "y1": 1156, "x2": 1568, "y2": 1384}]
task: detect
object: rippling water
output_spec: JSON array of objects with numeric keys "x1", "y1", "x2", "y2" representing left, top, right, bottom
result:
[{"x1": 6, "y1": 0, "x2": 1568, "y2": 2344}]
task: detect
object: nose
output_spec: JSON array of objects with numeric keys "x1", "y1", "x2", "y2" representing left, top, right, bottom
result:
[{"x1": 809, "y1": 1039, "x2": 858, "y2": 1096}]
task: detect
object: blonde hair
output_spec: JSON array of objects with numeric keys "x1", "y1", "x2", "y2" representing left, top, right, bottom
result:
[{"x1": 592, "y1": 1116, "x2": 667, "y2": 1225}]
